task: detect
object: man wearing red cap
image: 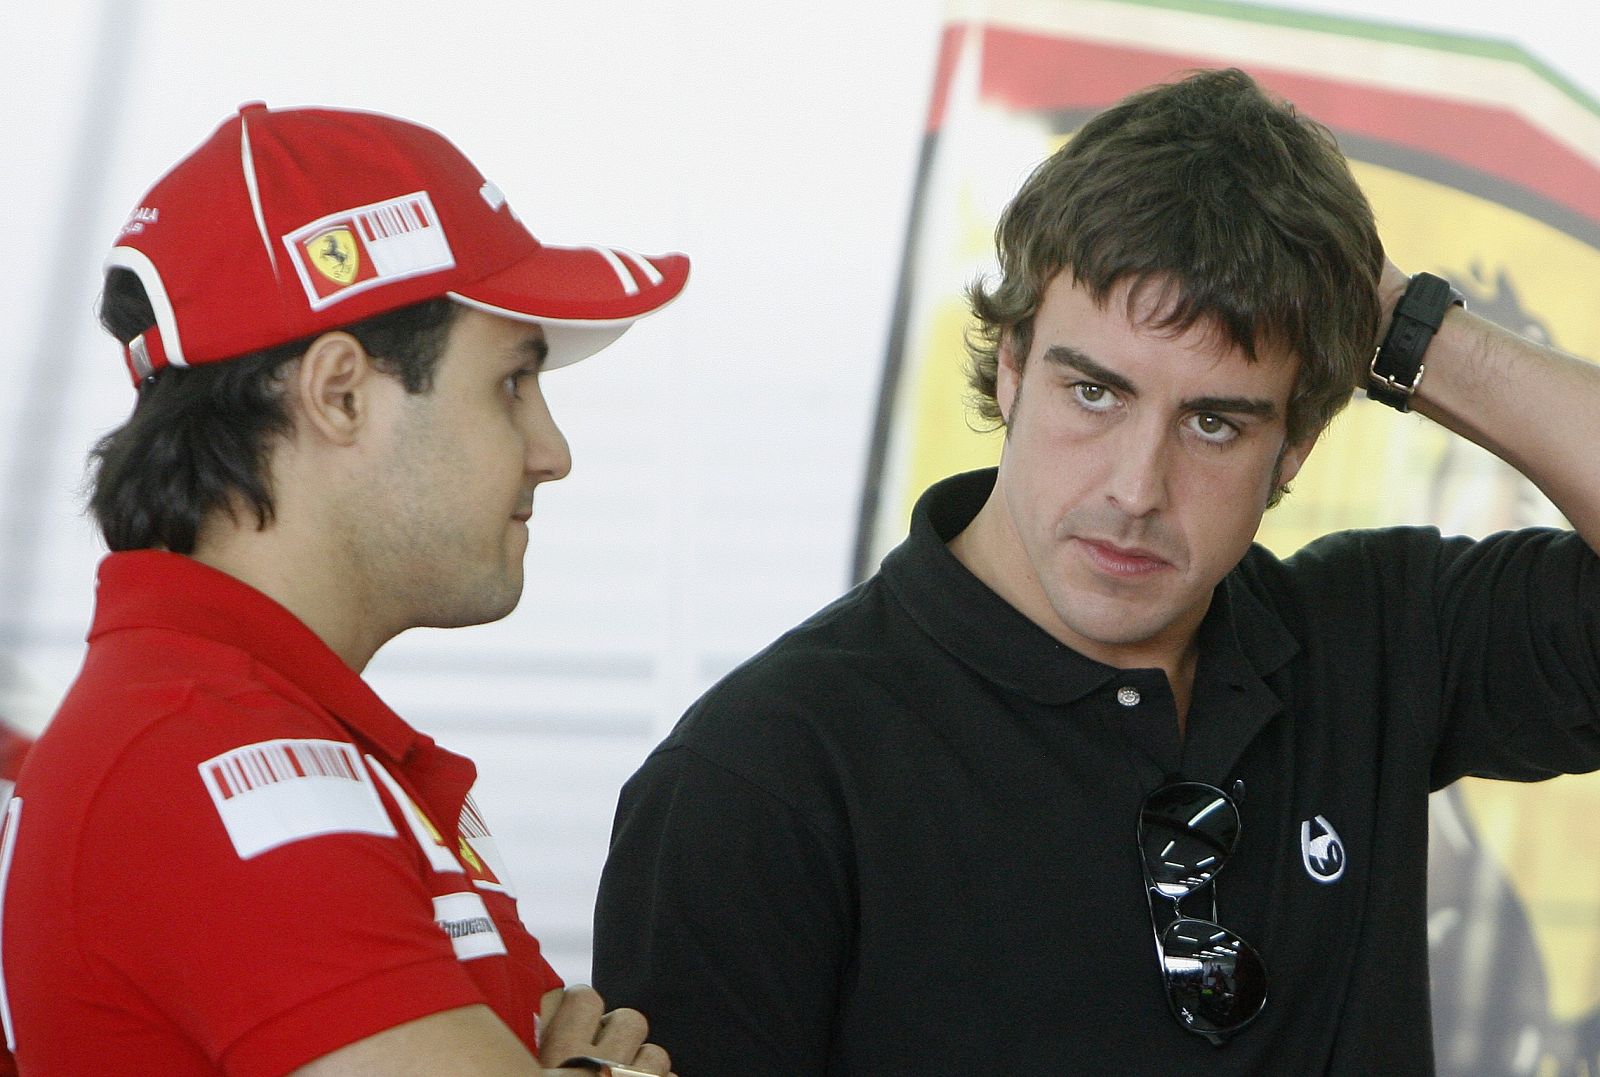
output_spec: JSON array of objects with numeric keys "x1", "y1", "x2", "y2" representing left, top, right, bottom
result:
[{"x1": 0, "y1": 103, "x2": 687, "y2": 1076}]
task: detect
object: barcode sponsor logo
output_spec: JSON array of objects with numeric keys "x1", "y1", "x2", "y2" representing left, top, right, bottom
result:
[
  {"x1": 459, "y1": 794, "x2": 491, "y2": 839},
  {"x1": 357, "y1": 196, "x2": 430, "y2": 241},
  {"x1": 284, "y1": 190, "x2": 455, "y2": 310},
  {"x1": 459, "y1": 794, "x2": 515, "y2": 897},
  {"x1": 432, "y1": 891, "x2": 506, "y2": 961},
  {"x1": 199, "y1": 739, "x2": 396, "y2": 860},
  {"x1": 205, "y1": 739, "x2": 360, "y2": 799}
]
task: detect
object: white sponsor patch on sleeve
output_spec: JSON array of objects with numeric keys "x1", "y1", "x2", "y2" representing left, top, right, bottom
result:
[
  {"x1": 432, "y1": 891, "x2": 507, "y2": 961},
  {"x1": 1, "y1": 797, "x2": 23, "y2": 1050},
  {"x1": 459, "y1": 793, "x2": 516, "y2": 897},
  {"x1": 199, "y1": 739, "x2": 397, "y2": 860}
]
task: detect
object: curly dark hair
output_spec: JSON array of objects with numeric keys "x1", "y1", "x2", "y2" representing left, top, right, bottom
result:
[
  {"x1": 966, "y1": 67, "x2": 1383, "y2": 451},
  {"x1": 89, "y1": 268, "x2": 459, "y2": 553}
]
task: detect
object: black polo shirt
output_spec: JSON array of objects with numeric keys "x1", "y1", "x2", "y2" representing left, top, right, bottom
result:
[{"x1": 594, "y1": 468, "x2": 1600, "y2": 1075}]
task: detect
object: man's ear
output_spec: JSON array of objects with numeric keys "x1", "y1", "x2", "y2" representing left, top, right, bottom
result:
[
  {"x1": 996, "y1": 331, "x2": 1024, "y2": 425},
  {"x1": 1275, "y1": 432, "x2": 1318, "y2": 489},
  {"x1": 290, "y1": 332, "x2": 378, "y2": 446}
]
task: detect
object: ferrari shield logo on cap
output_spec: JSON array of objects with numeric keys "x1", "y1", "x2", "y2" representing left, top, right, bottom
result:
[
  {"x1": 284, "y1": 190, "x2": 455, "y2": 310},
  {"x1": 306, "y1": 227, "x2": 360, "y2": 285}
]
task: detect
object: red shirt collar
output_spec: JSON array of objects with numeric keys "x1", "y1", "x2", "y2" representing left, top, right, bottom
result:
[{"x1": 89, "y1": 550, "x2": 423, "y2": 763}]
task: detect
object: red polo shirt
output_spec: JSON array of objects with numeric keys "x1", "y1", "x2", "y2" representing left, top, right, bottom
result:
[{"x1": 0, "y1": 552, "x2": 561, "y2": 1075}]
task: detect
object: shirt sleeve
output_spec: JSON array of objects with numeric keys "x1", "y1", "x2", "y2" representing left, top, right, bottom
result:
[
  {"x1": 594, "y1": 734, "x2": 855, "y2": 1077},
  {"x1": 72, "y1": 686, "x2": 488, "y2": 1077},
  {"x1": 1427, "y1": 527, "x2": 1600, "y2": 786},
  {"x1": 1286, "y1": 526, "x2": 1600, "y2": 789}
]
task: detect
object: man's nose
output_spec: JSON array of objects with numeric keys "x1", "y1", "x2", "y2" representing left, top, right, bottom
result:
[
  {"x1": 526, "y1": 403, "x2": 572, "y2": 483},
  {"x1": 1105, "y1": 422, "x2": 1169, "y2": 517}
]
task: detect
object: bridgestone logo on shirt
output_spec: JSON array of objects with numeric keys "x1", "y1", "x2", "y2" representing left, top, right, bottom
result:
[
  {"x1": 198, "y1": 739, "x2": 397, "y2": 860},
  {"x1": 441, "y1": 916, "x2": 494, "y2": 939},
  {"x1": 432, "y1": 891, "x2": 507, "y2": 961}
]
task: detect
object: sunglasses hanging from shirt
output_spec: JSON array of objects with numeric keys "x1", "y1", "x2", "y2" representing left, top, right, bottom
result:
[{"x1": 1138, "y1": 780, "x2": 1268, "y2": 1045}]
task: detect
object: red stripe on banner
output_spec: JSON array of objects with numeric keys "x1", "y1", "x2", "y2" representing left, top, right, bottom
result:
[
  {"x1": 1254, "y1": 70, "x2": 1600, "y2": 225},
  {"x1": 925, "y1": 25, "x2": 1600, "y2": 226},
  {"x1": 926, "y1": 23, "x2": 974, "y2": 133},
  {"x1": 979, "y1": 29, "x2": 1184, "y2": 114}
]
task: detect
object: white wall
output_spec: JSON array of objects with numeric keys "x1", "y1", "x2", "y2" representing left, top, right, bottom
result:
[{"x1": 2, "y1": 0, "x2": 1596, "y2": 983}]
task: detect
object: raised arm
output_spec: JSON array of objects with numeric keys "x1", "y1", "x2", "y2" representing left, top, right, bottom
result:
[{"x1": 1379, "y1": 259, "x2": 1600, "y2": 546}]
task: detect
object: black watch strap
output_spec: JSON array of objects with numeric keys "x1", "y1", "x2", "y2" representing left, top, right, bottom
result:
[{"x1": 1367, "y1": 271, "x2": 1465, "y2": 412}]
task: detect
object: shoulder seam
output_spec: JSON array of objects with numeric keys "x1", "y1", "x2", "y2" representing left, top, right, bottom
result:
[{"x1": 651, "y1": 742, "x2": 847, "y2": 851}]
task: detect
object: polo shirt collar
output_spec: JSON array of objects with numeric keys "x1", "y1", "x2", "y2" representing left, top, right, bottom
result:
[
  {"x1": 90, "y1": 550, "x2": 422, "y2": 762},
  {"x1": 881, "y1": 469, "x2": 1299, "y2": 711}
]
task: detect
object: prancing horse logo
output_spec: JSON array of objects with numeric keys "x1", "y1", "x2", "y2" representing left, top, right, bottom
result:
[
  {"x1": 306, "y1": 227, "x2": 360, "y2": 285},
  {"x1": 1301, "y1": 815, "x2": 1346, "y2": 884}
]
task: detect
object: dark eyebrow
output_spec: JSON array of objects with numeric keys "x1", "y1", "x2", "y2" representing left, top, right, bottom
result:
[
  {"x1": 1040, "y1": 344, "x2": 1279, "y2": 419},
  {"x1": 513, "y1": 333, "x2": 550, "y2": 371},
  {"x1": 1183, "y1": 394, "x2": 1278, "y2": 420},
  {"x1": 1042, "y1": 345, "x2": 1135, "y2": 396}
]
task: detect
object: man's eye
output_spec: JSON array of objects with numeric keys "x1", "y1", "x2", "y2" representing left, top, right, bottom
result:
[
  {"x1": 504, "y1": 369, "x2": 535, "y2": 400},
  {"x1": 1187, "y1": 412, "x2": 1239, "y2": 443},
  {"x1": 1073, "y1": 383, "x2": 1118, "y2": 411}
]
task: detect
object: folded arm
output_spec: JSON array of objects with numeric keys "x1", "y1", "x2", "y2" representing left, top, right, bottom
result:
[{"x1": 291, "y1": 989, "x2": 672, "y2": 1076}]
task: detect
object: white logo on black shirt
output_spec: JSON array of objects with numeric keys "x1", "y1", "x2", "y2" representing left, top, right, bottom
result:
[{"x1": 1300, "y1": 814, "x2": 1347, "y2": 883}]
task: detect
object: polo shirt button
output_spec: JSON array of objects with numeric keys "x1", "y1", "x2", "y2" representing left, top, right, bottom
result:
[{"x1": 1116, "y1": 686, "x2": 1141, "y2": 707}]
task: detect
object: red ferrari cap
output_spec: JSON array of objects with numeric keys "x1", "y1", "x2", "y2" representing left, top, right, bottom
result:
[{"x1": 108, "y1": 101, "x2": 689, "y2": 384}]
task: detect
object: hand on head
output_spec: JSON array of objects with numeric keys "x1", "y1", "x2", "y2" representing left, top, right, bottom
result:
[{"x1": 1375, "y1": 255, "x2": 1412, "y2": 342}]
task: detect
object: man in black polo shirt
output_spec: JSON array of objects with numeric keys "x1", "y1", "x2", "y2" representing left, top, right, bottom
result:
[{"x1": 592, "y1": 68, "x2": 1600, "y2": 1074}]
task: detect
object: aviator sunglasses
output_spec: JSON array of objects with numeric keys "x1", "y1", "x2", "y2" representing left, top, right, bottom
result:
[{"x1": 1137, "y1": 780, "x2": 1268, "y2": 1045}]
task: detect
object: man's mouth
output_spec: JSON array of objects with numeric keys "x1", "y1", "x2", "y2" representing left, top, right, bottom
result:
[{"x1": 1075, "y1": 537, "x2": 1172, "y2": 577}]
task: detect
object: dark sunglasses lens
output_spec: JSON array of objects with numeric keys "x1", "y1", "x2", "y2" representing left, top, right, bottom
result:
[
  {"x1": 1160, "y1": 918, "x2": 1267, "y2": 1036},
  {"x1": 1139, "y1": 783, "x2": 1240, "y2": 896}
]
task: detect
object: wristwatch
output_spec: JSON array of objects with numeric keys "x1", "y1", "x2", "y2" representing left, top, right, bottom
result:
[
  {"x1": 1367, "y1": 271, "x2": 1466, "y2": 412},
  {"x1": 559, "y1": 1056, "x2": 659, "y2": 1077}
]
